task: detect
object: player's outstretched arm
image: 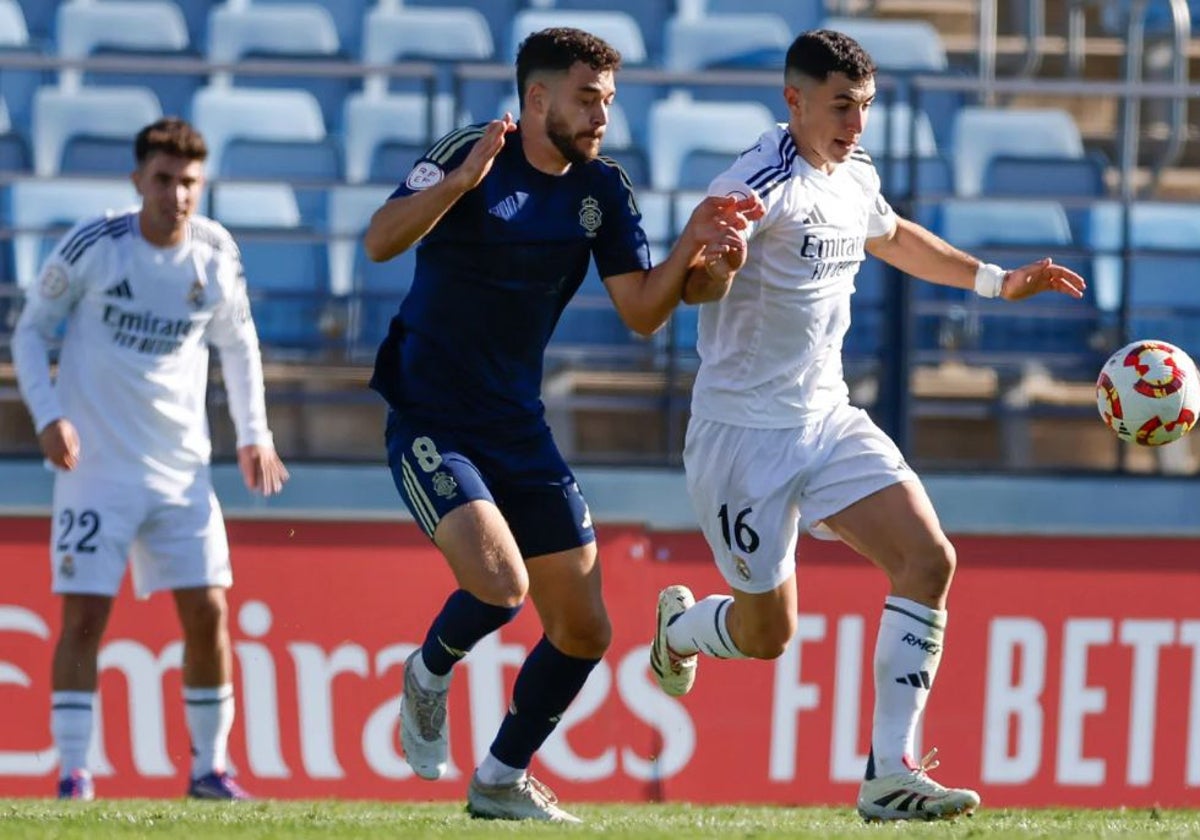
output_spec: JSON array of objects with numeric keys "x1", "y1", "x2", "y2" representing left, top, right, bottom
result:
[
  {"x1": 606, "y1": 194, "x2": 762, "y2": 334},
  {"x1": 363, "y1": 115, "x2": 517, "y2": 262},
  {"x1": 237, "y1": 444, "x2": 289, "y2": 497}
]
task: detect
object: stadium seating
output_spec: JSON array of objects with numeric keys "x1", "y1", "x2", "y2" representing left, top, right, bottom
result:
[
  {"x1": 508, "y1": 9, "x2": 647, "y2": 64},
  {"x1": 8, "y1": 177, "x2": 139, "y2": 287},
  {"x1": 647, "y1": 92, "x2": 776, "y2": 191},
  {"x1": 701, "y1": 0, "x2": 823, "y2": 36},
  {"x1": 951, "y1": 107, "x2": 1086, "y2": 198},
  {"x1": 31, "y1": 85, "x2": 162, "y2": 176},
  {"x1": 821, "y1": 16, "x2": 948, "y2": 72},
  {"x1": 859, "y1": 102, "x2": 953, "y2": 198},
  {"x1": 0, "y1": 94, "x2": 30, "y2": 174},
  {"x1": 938, "y1": 199, "x2": 1073, "y2": 248},
  {"x1": 1, "y1": 0, "x2": 30, "y2": 47},
  {"x1": 190, "y1": 85, "x2": 328, "y2": 178},
  {"x1": 342, "y1": 91, "x2": 458, "y2": 184},
  {"x1": 256, "y1": 0, "x2": 371, "y2": 59},
  {"x1": 662, "y1": 13, "x2": 790, "y2": 72}
]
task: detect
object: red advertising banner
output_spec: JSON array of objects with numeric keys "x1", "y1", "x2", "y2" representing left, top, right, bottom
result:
[{"x1": 1, "y1": 516, "x2": 1198, "y2": 806}]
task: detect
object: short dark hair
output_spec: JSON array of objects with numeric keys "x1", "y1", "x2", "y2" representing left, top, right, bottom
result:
[
  {"x1": 514, "y1": 27, "x2": 622, "y2": 109},
  {"x1": 134, "y1": 117, "x2": 207, "y2": 165},
  {"x1": 785, "y1": 29, "x2": 876, "y2": 83}
]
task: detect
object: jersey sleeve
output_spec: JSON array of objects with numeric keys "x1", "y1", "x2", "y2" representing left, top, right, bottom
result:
[
  {"x1": 204, "y1": 228, "x2": 274, "y2": 449},
  {"x1": 591, "y1": 158, "x2": 651, "y2": 280},
  {"x1": 10, "y1": 223, "x2": 94, "y2": 432},
  {"x1": 388, "y1": 124, "x2": 486, "y2": 200},
  {"x1": 705, "y1": 127, "x2": 790, "y2": 241}
]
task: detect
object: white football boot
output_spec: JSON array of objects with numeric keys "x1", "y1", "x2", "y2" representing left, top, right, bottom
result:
[
  {"x1": 650, "y1": 584, "x2": 697, "y2": 697},
  {"x1": 399, "y1": 650, "x2": 449, "y2": 780},
  {"x1": 857, "y1": 748, "x2": 981, "y2": 821},
  {"x1": 467, "y1": 773, "x2": 582, "y2": 823}
]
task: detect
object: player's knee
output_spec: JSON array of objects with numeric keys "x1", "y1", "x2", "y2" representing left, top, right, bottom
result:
[
  {"x1": 546, "y1": 611, "x2": 611, "y2": 660},
  {"x1": 911, "y1": 536, "x2": 956, "y2": 599}
]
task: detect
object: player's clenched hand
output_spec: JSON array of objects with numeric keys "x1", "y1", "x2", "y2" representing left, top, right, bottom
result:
[
  {"x1": 455, "y1": 113, "x2": 517, "y2": 189},
  {"x1": 39, "y1": 418, "x2": 81, "y2": 471},
  {"x1": 238, "y1": 444, "x2": 290, "y2": 497},
  {"x1": 1000, "y1": 258, "x2": 1088, "y2": 302}
]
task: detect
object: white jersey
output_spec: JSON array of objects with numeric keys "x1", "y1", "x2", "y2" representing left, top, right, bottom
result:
[
  {"x1": 12, "y1": 210, "x2": 273, "y2": 485},
  {"x1": 691, "y1": 124, "x2": 898, "y2": 428}
]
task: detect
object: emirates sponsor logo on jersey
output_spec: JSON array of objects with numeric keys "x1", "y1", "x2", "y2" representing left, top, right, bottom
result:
[
  {"x1": 800, "y1": 232, "x2": 866, "y2": 281},
  {"x1": 579, "y1": 196, "x2": 602, "y2": 238},
  {"x1": 102, "y1": 304, "x2": 194, "y2": 356}
]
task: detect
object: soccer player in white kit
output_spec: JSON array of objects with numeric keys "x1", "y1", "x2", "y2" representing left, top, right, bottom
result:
[
  {"x1": 648, "y1": 30, "x2": 1087, "y2": 820},
  {"x1": 12, "y1": 118, "x2": 289, "y2": 801}
]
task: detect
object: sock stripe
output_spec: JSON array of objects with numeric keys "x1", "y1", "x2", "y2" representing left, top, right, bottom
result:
[
  {"x1": 51, "y1": 703, "x2": 93, "y2": 711},
  {"x1": 884, "y1": 602, "x2": 945, "y2": 632},
  {"x1": 713, "y1": 598, "x2": 735, "y2": 655}
]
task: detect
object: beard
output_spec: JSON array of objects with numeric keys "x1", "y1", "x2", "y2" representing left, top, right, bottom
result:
[{"x1": 546, "y1": 108, "x2": 599, "y2": 166}]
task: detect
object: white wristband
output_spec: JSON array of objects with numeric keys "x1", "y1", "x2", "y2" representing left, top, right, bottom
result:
[{"x1": 974, "y1": 263, "x2": 1006, "y2": 298}]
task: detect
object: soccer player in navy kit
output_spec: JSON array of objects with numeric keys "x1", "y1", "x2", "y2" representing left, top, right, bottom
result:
[{"x1": 364, "y1": 28, "x2": 761, "y2": 821}]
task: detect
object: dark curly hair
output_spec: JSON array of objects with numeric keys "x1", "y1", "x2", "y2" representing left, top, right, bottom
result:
[
  {"x1": 134, "y1": 117, "x2": 207, "y2": 165},
  {"x1": 785, "y1": 29, "x2": 876, "y2": 83},
  {"x1": 515, "y1": 27, "x2": 622, "y2": 109}
]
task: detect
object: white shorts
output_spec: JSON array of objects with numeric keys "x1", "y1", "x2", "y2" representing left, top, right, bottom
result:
[
  {"x1": 50, "y1": 471, "x2": 232, "y2": 599},
  {"x1": 684, "y1": 403, "x2": 920, "y2": 594}
]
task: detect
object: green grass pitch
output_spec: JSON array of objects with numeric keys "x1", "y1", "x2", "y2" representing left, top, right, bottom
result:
[{"x1": 2, "y1": 800, "x2": 1199, "y2": 839}]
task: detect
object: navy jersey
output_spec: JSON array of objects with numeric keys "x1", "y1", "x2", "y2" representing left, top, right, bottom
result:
[{"x1": 370, "y1": 124, "x2": 651, "y2": 439}]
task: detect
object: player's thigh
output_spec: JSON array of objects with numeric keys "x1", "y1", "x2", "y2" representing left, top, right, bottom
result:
[
  {"x1": 684, "y1": 419, "x2": 804, "y2": 596},
  {"x1": 50, "y1": 474, "x2": 143, "y2": 597},
  {"x1": 385, "y1": 413, "x2": 526, "y2": 601},
  {"x1": 806, "y1": 406, "x2": 949, "y2": 572},
  {"x1": 134, "y1": 479, "x2": 231, "y2": 598}
]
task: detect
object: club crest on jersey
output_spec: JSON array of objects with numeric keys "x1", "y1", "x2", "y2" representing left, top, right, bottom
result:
[
  {"x1": 733, "y1": 555, "x2": 752, "y2": 582},
  {"x1": 579, "y1": 196, "x2": 602, "y2": 238},
  {"x1": 431, "y1": 471, "x2": 458, "y2": 500},
  {"x1": 187, "y1": 278, "x2": 206, "y2": 309},
  {"x1": 59, "y1": 554, "x2": 75, "y2": 579},
  {"x1": 406, "y1": 161, "x2": 444, "y2": 191},
  {"x1": 39, "y1": 264, "x2": 68, "y2": 299}
]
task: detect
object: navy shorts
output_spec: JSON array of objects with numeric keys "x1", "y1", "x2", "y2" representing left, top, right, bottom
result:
[{"x1": 384, "y1": 411, "x2": 595, "y2": 559}]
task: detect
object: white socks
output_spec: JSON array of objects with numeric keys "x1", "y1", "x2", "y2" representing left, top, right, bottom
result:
[
  {"x1": 476, "y1": 751, "x2": 525, "y2": 786},
  {"x1": 412, "y1": 648, "x2": 452, "y2": 692},
  {"x1": 183, "y1": 684, "x2": 235, "y2": 778},
  {"x1": 51, "y1": 691, "x2": 95, "y2": 779},
  {"x1": 665, "y1": 595, "x2": 748, "y2": 659},
  {"x1": 871, "y1": 596, "x2": 947, "y2": 777}
]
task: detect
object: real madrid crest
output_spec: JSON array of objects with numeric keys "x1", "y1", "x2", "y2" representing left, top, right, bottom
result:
[
  {"x1": 579, "y1": 196, "x2": 602, "y2": 238},
  {"x1": 187, "y1": 278, "x2": 206, "y2": 309},
  {"x1": 59, "y1": 554, "x2": 76, "y2": 579},
  {"x1": 733, "y1": 555, "x2": 752, "y2": 582}
]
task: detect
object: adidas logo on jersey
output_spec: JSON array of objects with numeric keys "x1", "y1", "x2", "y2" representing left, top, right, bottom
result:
[
  {"x1": 105, "y1": 278, "x2": 133, "y2": 299},
  {"x1": 488, "y1": 192, "x2": 528, "y2": 221}
]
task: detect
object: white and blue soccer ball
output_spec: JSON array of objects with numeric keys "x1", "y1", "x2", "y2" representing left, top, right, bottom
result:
[{"x1": 1096, "y1": 339, "x2": 1200, "y2": 446}]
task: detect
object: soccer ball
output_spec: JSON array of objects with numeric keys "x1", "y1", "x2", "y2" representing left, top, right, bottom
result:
[{"x1": 1096, "y1": 339, "x2": 1200, "y2": 446}]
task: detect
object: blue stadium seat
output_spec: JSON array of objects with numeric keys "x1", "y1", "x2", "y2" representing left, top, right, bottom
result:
[
  {"x1": 951, "y1": 107, "x2": 1085, "y2": 198},
  {"x1": 32, "y1": 85, "x2": 162, "y2": 176},
  {"x1": 207, "y1": 3, "x2": 349, "y2": 131},
  {"x1": 400, "y1": 0, "x2": 521, "y2": 59},
  {"x1": 982, "y1": 153, "x2": 1107, "y2": 199},
  {"x1": 2, "y1": 0, "x2": 30, "y2": 47},
  {"x1": 256, "y1": 0, "x2": 371, "y2": 59},
  {"x1": 211, "y1": 181, "x2": 330, "y2": 351},
  {"x1": 859, "y1": 102, "x2": 953, "y2": 198},
  {"x1": 0, "y1": 94, "x2": 30, "y2": 173},
  {"x1": 190, "y1": 85, "x2": 327, "y2": 179},
  {"x1": 326, "y1": 184, "x2": 391, "y2": 296},
  {"x1": 704, "y1": 0, "x2": 823, "y2": 37},
  {"x1": 939, "y1": 199, "x2": 1073, "y2": 249},
  {"x1": 663, "y1": 12, "x2": 790, "y2": 72},
  {"x1": 342, "y1": 92, "x2": 459, "y2": 185},
  {"x1": 647, "y1": 92, "x2": 776, "y2": 190},
  {"x1": 548, "y1": 0, "x2": 673, "y2": 64},
  {"x1": 508, "y1": 9, "x2": 647, "y2": 64},
  {"x1": 8, "y1": 177, "x2": 139, "y2": 287},
  {"x1": 822, "y1": 16, "x2": 948, "y2": 72}
]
